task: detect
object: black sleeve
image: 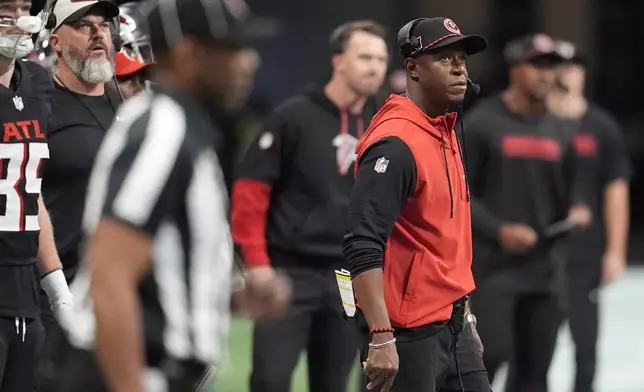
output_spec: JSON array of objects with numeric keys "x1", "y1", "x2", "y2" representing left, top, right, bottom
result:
[
  {"x1": 601, "y1": 115, "x2": 632, "y2": 184},
  {"x1": 87, "y1": 100, "x2": 191, "y2": 236},
  {"x1": 342, "y1": 136, "x2": 417, "y2": 277},
  {"x1": 463, "y1": 112, "x2": 504, "y2": 240},
  {"x1": 236, "y1": 108, "x2": 300, "y2": 184}
]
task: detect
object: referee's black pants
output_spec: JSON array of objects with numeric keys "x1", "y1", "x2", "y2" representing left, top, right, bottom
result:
[
  {"x1": 59, "y1": 346, "x2": 213, "y2": 391},
  {"x1": 355, "y1": 310, "x2": 490, "y2": 392},
  {"x1": 472, "y1": 281, "x2": 562, "y2": 392},
  {"x1": 250, "y1": 266, "x2": 357, "y2": 392},
  {"x1": 565, "y1": 259, "x2": 601, "y2": 392}
]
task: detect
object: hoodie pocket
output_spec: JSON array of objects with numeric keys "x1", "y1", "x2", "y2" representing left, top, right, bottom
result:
[{"x1": 400, "y1": 251, "x2": 424, "y2": 318}]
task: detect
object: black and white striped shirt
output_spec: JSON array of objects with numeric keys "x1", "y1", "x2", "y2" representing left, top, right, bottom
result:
[{"x1": 65, "y1": 86, "x2": 233, "y2": 372}]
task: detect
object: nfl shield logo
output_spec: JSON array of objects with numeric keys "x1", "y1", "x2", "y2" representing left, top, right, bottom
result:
[
  {"x1": 374, "y1": 157, "x2": 389, "y2": 173},
  {"x1": 13, "y1": 96, "x2": 23, "y2": 111}
]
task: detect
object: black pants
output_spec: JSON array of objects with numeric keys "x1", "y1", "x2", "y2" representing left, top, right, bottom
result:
[
  {"x1": 59, "y1": 346, "x2": 213, "y2": 392},
  {"x1": 36, "y1": 290, "x2": 68, "y2": 392},
  {"x1": 250, "y1": 267, "x2": 357, "y2": 392},
  {"x1": 565, "y1": 262, "x2": 601, "y2": 392},
  {"x1": 357, "y1": 317, "x2": 489, "y2": 392},
  {"x1": 472, "y1": 282, "x2": 562, "y2": 392},
  {"x1": 0, "y1": 316, "x2": 45, "y2": 392}
]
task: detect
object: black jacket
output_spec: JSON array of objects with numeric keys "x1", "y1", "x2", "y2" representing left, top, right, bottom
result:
[
  {"x1": 232, "y1": 88, "x2": 380, "y2": 268},
  {"x1": 464, "y1": 95, "x2": 582, "y2": 292}
]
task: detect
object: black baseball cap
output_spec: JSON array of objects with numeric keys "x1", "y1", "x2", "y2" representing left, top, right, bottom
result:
[
  {"x1": 554, "y1": 39, "x2": 586, "y2": 65},
  {"x1": 144, "y1": 0, "x2": 281, "y2": 55},
  {"x1": 397, "y1": 17, "x2": 488, "y2": 58},
  {"x1": 503, "y1": 33, "x2": 565, "y2": 66}
]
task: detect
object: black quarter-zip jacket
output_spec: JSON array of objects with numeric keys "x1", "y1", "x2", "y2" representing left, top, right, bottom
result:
[
  {"x1": 232, "y1": 88, "x2": 381, "y2": 268},
  {"x1": 464, "y1": 94, "x2": 582, "y2": 292}
]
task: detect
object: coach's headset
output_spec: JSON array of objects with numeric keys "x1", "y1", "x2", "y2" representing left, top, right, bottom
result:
[
  {"x1": 398, "y1": 17, "x2": 480, "y2": 95},
  {"x1": 42, "y1": 0, "x2": 125, "y2": 101}
]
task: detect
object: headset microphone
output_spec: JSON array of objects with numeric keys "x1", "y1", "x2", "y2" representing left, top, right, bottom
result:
[{"x1": 467, "y1": 78, "x2": 481, "y2": 95}]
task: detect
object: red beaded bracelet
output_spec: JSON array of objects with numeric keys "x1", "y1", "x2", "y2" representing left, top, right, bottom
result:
[{"x1": 369, "y1": 327, "x2": 395, "y2": 336}]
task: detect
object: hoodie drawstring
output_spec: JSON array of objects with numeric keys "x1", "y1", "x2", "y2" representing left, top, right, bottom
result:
[
  {"x1": 14, "y1": 317, "x2": 26, "y2": 342},
  {"x1": 438, "y1": 127, "x2": 455, "y2": 218},
  {"x1": 338, "y1": 110, "x2": 364, "y2": 175}
]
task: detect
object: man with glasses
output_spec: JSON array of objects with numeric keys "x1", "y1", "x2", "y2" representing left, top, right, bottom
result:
[{"x1": 38, "y1": 0, "x2": 121, "y2": 390}]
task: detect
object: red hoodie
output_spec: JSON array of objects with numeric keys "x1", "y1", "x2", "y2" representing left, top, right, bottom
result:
[{"x1": 355, "y1": 94, "x2": 475, "y2": 328}]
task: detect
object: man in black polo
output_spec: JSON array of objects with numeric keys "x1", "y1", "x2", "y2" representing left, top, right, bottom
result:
[
  {"x1": 38, "y1": 0, "x2": 121, "y2": 390},
  {"x1": 464, "y1": 33, "x2": 591, "y2": 392}
]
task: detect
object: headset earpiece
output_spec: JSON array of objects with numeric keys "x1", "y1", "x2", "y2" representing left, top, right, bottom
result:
[
  {"x1": 45, "y1": 13, "x2": 56, "y2": 30},
  {"x1": 398, "y1": 18, "x2": 426, "y2": 58},
  {"x1": 42, "y1": 0, "x2": 59, "y2": 30},
  {"x1": 111, "y1": 17, "x2": 122, "y2": 52}
]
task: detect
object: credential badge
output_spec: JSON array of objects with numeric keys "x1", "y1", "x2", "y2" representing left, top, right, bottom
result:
[
  {"x1": 374, "y1": 157, "x2": 389, "y2": 174},
  {"x1": 13, "y1": 96, "x2": 23, "y2": 111}
]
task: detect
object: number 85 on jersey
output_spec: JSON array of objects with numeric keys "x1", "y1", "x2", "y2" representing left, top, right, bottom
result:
[{"x1": 0, "y1": 142, "x2": 48, "y2": 232}]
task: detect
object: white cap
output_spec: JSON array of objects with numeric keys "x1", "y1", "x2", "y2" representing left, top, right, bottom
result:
[{"x1": 52, "y1": 0, "x2": 119, "y2": 32}]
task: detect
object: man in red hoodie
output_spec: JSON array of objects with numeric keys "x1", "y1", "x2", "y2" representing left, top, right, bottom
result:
[{"x1": 343, "y1": 17, "x2": 489, "y2": 392}]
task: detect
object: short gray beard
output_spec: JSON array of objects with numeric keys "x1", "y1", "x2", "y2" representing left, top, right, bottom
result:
[{"x1": 62, "y1": 45, "x2": 114, "y2": 84}]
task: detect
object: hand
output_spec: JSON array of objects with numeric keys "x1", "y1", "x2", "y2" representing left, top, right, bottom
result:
[
  {"x1": 601, "y1": 251, "x2": 627, "y2": 286},
  {"x1": 50, "y1": 296, "x2": 75, "y2": 330},
  {"x1": 41, "y1": 269, "x2": 75, "y2": 329},
  {"x1": 469, "y1": 323, "x2": 484, "y2": 357},
  {"x1": 568, "y1": 205, "x2": 592, "y2": 231},
  {"x1": 235, "y1": 266, "x2": 292, "y2": 319},
  {"x1": 362, "y1": 333, "x2": 399, "y2": 392},
  {"x1": 498, "y1": 224, "x2": 537, "y2": 254}
]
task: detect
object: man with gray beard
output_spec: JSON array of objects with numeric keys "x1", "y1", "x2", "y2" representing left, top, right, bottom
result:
[{"x1": 37, "y1": 1, "x2": 121, "y2": 391}]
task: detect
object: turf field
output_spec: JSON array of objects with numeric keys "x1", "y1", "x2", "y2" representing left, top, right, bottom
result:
[
  {"x1": 211, "y1": 317, "x2": 361, "y2": 392},
  {"x1": 210, "y1": 268, "x2": 644, "y2": 391}
]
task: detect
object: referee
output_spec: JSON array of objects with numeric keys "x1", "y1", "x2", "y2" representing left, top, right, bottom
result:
[
  {"x1": 59, "y1": 0, "x2": 284, "y2": 391},
  {"x1": 343, "y1": 17, "x2": 489, "y2": 391}
]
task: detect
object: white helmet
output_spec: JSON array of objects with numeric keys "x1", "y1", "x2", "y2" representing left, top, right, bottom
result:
[{"x1": 119, "y1": 2, "x2": 153, "y2": 63}]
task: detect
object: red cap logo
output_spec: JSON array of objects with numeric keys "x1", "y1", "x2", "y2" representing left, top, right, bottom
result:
[{"x1": 443, "y1": 18, "x2": 461, "y2": 34}]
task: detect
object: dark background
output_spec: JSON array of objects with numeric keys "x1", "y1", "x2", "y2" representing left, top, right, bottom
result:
[
  {"x1": 37, "y1": 0, "x2": 644, "y2": 262},
  {"x1": 247, "y1": 0, "x2": 644, "y2": 264}
]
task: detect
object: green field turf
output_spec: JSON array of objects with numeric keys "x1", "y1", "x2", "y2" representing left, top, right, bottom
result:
[{"x1": 212, "y1": 317, "x2": 361, "y2": 392}]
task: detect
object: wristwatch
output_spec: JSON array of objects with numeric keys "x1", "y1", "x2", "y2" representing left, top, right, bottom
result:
[{"x1": 466, "y1": 312, "x2": 477, "y2": 327}]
